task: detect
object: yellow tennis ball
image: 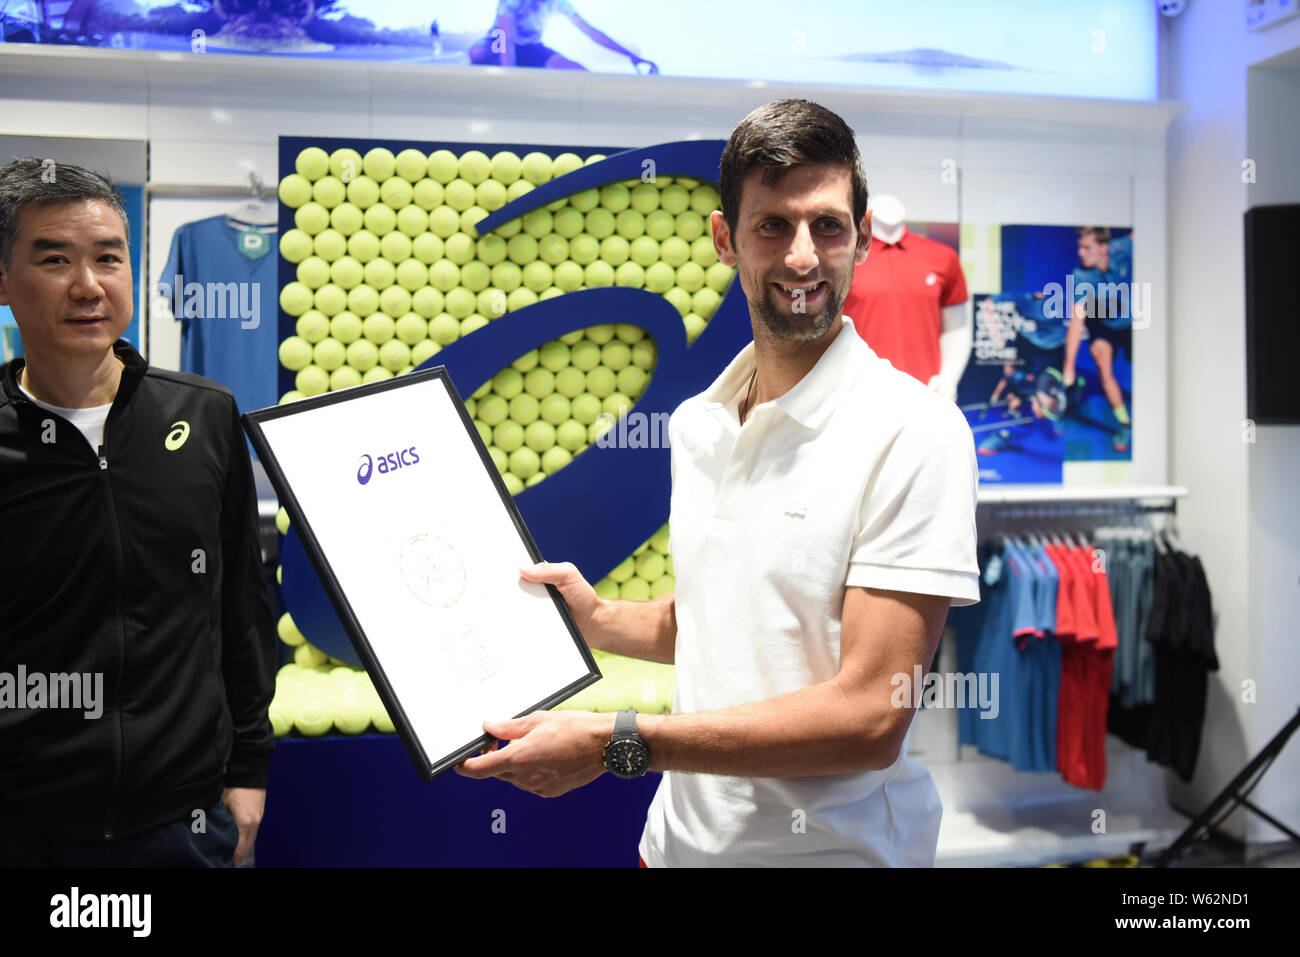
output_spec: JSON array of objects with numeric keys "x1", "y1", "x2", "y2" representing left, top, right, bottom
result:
[
  {"x1": 279, "y1": 282, "x2": 313, "y2": 317},
  {"x1": 363, "y1": 203, "x2": 396, "y2": 235},
  {"x1": 363, "y1": 258, "x2": 396, "y2": 290},
  {"x1": 412, "y1": 233, "x2": 445, "y2": 265},
  {"x1": 330, "y1": 256, "x2": 364, "y2": 291},
  {"x1": 444, "y1": 233, "x2": 475, "y2": 265},
  {"x1": 346, "y1": 175, "x2": 380, "y2": 208},
  {"x1": 428, "y1": 205, "x2": 460, "y2": 239},
  {"x1": 274, "y1": 507, "x2": 291, "y2": 535},
  {"x1": 443, "y1": 180, "x2": 475, "y2": 213},
  {"x1": 313, "y1": 284, "x2": 348, "y2": 317},
  {"x1": 363, "y1": 312, "x2": 396, "y2": 345},
  {"x1": 553, "y1": 261, "x2": 583, "y2": 291},
  {"x1": 347, "y1": 283, "x2": 380, "y2": 317},
  {"x1": 412, "y1": 179, "x2": 444, "y2": 211},
  {"x1": 396, "y1": 206, "x2": 429, "y2": 238},
  {"x1": 458, "y1": 149, "x2": 491, "y2": 185},
  {"x1": 396, "y1": 259, "x2": 428, "y2": 292},
  {"x1": 295, "y1": 310, "x2": 330, "y2": 344},
  {"x1": 427, "y1": 149, "x2": 459, "y2": 183},
  {"x1": 330, "y1": 202, "x2": 363, "y2": 236},
  {"x1": 295, "y1": 147, "x2": 330, "y2": 181},
  {"x1": 411, "y1": 339, "x2": 440, "y2": 367},
  {"x1": 428, "y1": 313, "x2": 460, "y2": 345},
  {"x1": 394, "y1": 148, "x2": 428, "y2": 183},
  {"x1": 363, "y1": 147, "x2": 396, "y2": 182},
  {"x1": 395, "y1": 313, "x2": 427, "y2": 345},
  {"x1": 599, "y1": 183, "x2": 630, "y2": 213},
  {"x1": 296, "y1": 256, "x2": 330, "y2": 289},
  {"x1": 489, "y1": 150, "x2": 522, "y2": 184},
  {"x1": 684, "y1": 312, "x2": 706, "y2": 343},
  {"x1": 346, "y1": 338, "x2": 379, "y2": 372},
  {"x1": 521, "y1": 151, "x2": 554, "y2": 185},
  {"x1": 379, "y1": 339, "x2": 411, "y2": 373},
  {"x1": 645, "y1": 209, "x2": 675, "y2": 241},
  {"x1": 347, "y1": 229, "x2": 380, "y2": 263},
  {"x1": 600, "y1": 236, "x2": 630, "y2": 266},
  {"x1": 552, "y1": 152, "x2": 583, "y2": 177},
  {"x1": 277, "y1": 612, "x2": 306, "y2": 647},
  {"x1": 330, "y1": 311, "x2": 363, "y2": 344},
  {"x1": 379, "y1": 286, "x2": 411, "y2": 318},
  {"x1": 379, "y1": 231, "x2": 412, "y2": 262},
  {"x1": 312, "y1": 175, "x2": 346, "y2": 209},
  {"x1": 476, "y1": 179, "x2": 507, "y2": 211},
  {"x1": 329, "y1": 147, "x2": 363, "y2": 183},
  {"x1": 278, "y1": 335, "x2": 313, "y2": 371},
  {"x1": 660, "y1": 184, "x2": 690, "y2": 215},
  {"x1": 461, "y1": 205, "x2": 489, "y2": 237},
  {"x1": 411, "y1": 287, "x2": 444, "y2": 318},
  {"x1": 428, "y1": 259, "x2": 460, "y2": 291},
  {"x1": 380, "y1": 176, "x2": 413, "y2": 209},
  {"x1": 294, "y1": 202, "x2": 330, "y2": 235},
  {"x1": 313, "y1": 337, "x2": 346, "y2": 372},
  {"x1": 279, "y1": 228, "x2": 313, "y2": 263},
  {"x1": 295, "y1": 365, "x2": 330, "y2": 397},
  {"x1": 330, "y1": 365, "x2": 362, "y2": 391},
  {"x1": 362, "y1": 366, "x2": 393, "y2": 384},
  {"x1": 278, "y1": 173, "x2": 312, "y2": 208}
]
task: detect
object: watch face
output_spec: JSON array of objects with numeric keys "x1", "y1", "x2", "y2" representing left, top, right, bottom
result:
[{"x1": 604, "y1": 740, "x2": 650, "y2": 779}]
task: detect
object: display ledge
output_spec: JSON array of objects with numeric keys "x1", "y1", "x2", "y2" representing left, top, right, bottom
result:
[
  {"x1": 0, "y1": 44, "x2": 1185, "y2": 133},
  {"x1": 978, "y1": 484, "x2": 1188, "y2": 505}
]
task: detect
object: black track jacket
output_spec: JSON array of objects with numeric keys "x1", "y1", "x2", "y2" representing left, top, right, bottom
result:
[{"x1": 0, "y1": 340, "x2": 275, "y2": 839}]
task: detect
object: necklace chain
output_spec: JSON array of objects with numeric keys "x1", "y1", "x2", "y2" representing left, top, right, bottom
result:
[{"x1": 740, "y1": 367, "x2": 757, "y2": 424}]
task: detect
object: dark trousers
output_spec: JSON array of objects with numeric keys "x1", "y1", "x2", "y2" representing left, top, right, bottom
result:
[{"x1": 0, "y1": 798, "x2": 239, "y2": 868}]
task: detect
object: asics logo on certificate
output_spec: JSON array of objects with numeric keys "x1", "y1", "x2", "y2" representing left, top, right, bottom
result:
[{"x1": 164, "y1": 420, "x2": 190, "y2": 451}]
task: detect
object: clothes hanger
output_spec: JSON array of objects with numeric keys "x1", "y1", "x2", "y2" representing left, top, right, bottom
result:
[{"x1": 227, "y1": 173, "x2": 278, "y2": 227}]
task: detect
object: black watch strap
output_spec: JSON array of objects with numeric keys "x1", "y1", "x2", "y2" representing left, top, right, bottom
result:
[{"x1": 611, "y1": 709, "x2": 640, "y2": 743}]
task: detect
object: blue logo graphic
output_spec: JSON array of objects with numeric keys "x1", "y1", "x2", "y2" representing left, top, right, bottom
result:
[
  {"x1": 356, "y1": 454, "x2": 374, "y2": 485},
  {"x1": 284, "y1": 139, "x2": 744, "y2": 667},
  {"x1": 357, "y1": 448, "x2": 421, "y2": 487}
]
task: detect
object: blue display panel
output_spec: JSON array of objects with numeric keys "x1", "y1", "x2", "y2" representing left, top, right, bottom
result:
[{"x1": 2, "y1": 1, "x2": 1157, "y2": 100}]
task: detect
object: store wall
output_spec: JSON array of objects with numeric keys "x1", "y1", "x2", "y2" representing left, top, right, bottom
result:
[{"x1": 1161, "y1": 6, "x2": 1300, "y2": 846}]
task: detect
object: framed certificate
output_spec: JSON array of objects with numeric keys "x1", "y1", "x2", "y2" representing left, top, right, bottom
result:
[{"x1": 244, "y1": 368, "x2": 601, "y2": 780}]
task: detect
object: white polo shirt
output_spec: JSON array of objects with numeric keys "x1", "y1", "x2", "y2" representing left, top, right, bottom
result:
[{"x1": 638, "y1": 316, "x2": 979, "y2": 867}]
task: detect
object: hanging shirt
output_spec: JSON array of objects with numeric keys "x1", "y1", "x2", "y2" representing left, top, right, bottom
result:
[
  {"x1": 161, "y1": 215, "x2": 279, "y2": 421},
  {"x1": 841, "y1": 226, "x2": 968, "y2": 386}
]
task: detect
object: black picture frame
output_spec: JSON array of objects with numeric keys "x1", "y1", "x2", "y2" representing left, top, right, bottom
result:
[{"x1": 243, "y1": 366, "x2": 602, "y2": 780}]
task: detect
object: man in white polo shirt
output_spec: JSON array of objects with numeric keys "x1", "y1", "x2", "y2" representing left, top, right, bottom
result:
[{"x1": 456, "y1": 98, "x2": 980, "y2": 866}]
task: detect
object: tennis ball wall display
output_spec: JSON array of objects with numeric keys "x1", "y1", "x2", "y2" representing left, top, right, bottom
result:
[{"x1": 273, "y1": 140, "x2": 735, "y2": 733}]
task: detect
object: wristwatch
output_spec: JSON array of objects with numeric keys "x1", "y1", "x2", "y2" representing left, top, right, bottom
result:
[{"x1": 602, "y1": 709, "x2": 651, "y2": 779}]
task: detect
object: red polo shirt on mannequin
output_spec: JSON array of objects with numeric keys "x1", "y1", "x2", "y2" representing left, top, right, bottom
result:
[{"x1": 841, "y1": 226, "x2": 968, "y2": 385}]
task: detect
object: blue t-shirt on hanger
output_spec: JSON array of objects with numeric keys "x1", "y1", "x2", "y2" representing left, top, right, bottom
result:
[{"x1": 161, "y1": 215, "x2": 279, "y2": 421}]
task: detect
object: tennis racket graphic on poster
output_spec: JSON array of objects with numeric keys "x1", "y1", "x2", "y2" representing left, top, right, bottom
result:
[{"x1": 244, "y1": 368, "x2": 600, "y2": 780}]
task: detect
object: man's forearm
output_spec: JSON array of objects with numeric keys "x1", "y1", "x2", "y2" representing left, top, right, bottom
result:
[
  {"x1": 636, "y1": 678, "x2": 906, "y2": 777},
  {"x1": 585, "y1": 593, "x2": 676, "y2": 664}
]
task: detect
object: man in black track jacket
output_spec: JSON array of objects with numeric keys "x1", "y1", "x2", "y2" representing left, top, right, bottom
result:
[{"x1": 0, "y1": 158, "x2": 276, "y2": 867}]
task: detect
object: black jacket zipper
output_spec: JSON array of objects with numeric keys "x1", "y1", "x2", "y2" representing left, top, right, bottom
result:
[{"x1": 96, "y1": 441, "x2": 127, "y2": 841}]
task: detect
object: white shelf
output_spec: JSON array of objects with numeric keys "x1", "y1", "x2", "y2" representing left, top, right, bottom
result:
[{"x1": 978, "y1": 484, "x2": 1188, "y2": 505}]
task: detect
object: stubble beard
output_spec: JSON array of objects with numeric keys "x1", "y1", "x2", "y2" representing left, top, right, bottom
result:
[{"x1": 749, "y1": 275, "x2": 846, "y2": 344}]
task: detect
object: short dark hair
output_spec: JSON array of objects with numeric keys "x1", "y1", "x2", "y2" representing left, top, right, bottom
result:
[
  {"x1": 719, "y1": 98, "x2": 868, "y2": 247},
  {"x1": 0, "y1": 157, "x2": 130, "y2": 265},
  {"x1": 1077, "y1": 226, "x2": 1111, "y2": 244}
]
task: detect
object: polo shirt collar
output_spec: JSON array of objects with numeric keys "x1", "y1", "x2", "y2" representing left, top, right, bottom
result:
[
  {"x1": 700, "y1": 315, "x2": 866, "y2": 431},
  {"x1": 874, "y1": 223, "x2": 908, "y2": 248}
]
